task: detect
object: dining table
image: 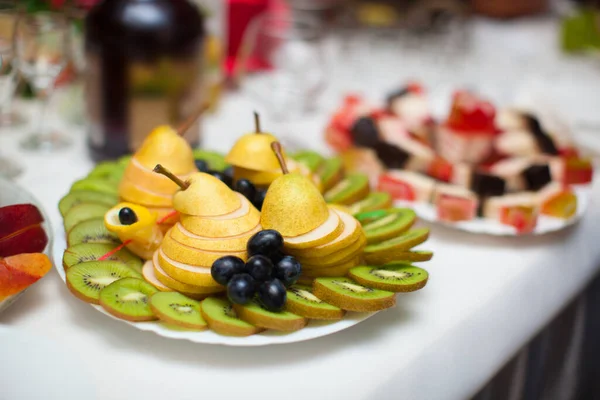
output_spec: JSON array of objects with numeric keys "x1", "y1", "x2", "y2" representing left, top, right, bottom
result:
[{"x1": 1, "y1": 15, "x2": 599, "y2": 400}]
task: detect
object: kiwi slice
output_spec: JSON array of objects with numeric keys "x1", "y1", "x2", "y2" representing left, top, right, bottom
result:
[
  {"x1": 99, "y1": 277, "x2": 158, "y2": 322},
  {"x1": 66, "y1": 261, "x2": 141, "y2": 304},
  {"x1": 193, "y1": 149, "x2": 229, "y2": 171},
  {"x1": 200, "y1": 297, "x2": 263, "y2": 336},
  {"x1": 64, "y1": 203, "x2": 111, "y2": 233},
  {"x1": 365, "y1": 250, "x2": 433, "y2": 265},
  {"x1": 349, "y1": 264, "x2": 429, "y2": 292},
  {"x1": 362, "y1": 209, "x2": 417, "y2": 244},
  {"x1": 313, "y1": 277, "x2": 396, "y2": 312},
  {"x1": 233, "y1": 300, "x2": 307, "y2": 332},
  {"x1": 286, "y1": 284, "x2": 345, "y2": 320},
  {"x1": 59, "y1": 191, "x2": 117, "y2": 217},
  {"x1": 292, "y1": 151, "x2": 325, "y2": 173},
  {"x1": 67, "y1": 218, "x2": 120, "y2": 246},
  {"x1": 349, "y1": 192, "x2": 393, "y2": 215},
  {"x1": 324, "y1": 173, "x2": 370, "y2": 205},
  {"x1": 70, "y1": 178, "x2": 119, "y2": 196},
  {"x1": 150, "y1": 292, "x2": 207, "y2": 330},
  {"x1": 355, "y1": 209, "x2": 389, "y2": 225},
  {"x1": 364, "y1": 228, "x2": 429, "y2": 255},
  {"x1": 62, "y1": 243, "x2": 143, "y2": 272},
  {"x1": 318, "y1": 157, "x2": 344, "y2": 192},
  {"x1": 87, "y1": 161, "x2": 125, "y2": 182}
]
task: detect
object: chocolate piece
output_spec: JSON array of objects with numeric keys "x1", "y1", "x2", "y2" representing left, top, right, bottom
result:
[
  {"x1": 470, "y1": 172, "x2": 506, "y2": 197},
  {"x1": 350, "y1": 117, "x2": 381, "y2": 148},
  {"x1": 374, "y1": 141, "x2": 410, "y2": 169},
  {"x1": 523, "y1": 164, "x2": 552, "y2": 191},
  {"x1": 523, "y1": 114, "x2": 559, "y2": 155}
]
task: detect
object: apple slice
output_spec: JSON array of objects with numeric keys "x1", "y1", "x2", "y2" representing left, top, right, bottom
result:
[
  {"x1": 0, "y1": 225, "x2": 48, "y2": 258},
  {"x1": 0, "y1": 253, "x2": 52, "y2": 301},
  {"x1": 0, "y1": 204, "x2": 44, "y2": 239}
]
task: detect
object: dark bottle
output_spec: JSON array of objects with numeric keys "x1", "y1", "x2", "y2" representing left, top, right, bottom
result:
[{"x1": 85, "y1": 0, "x2": 206, "y2": 161}]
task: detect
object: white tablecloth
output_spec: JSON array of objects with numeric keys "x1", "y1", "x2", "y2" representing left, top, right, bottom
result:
[{"x1": 1, "y1": 16, "x2": 599, "y2": 400}]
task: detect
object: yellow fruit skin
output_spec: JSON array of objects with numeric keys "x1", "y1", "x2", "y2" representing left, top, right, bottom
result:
[
  {"x1": 180, "y1": 201, "x2": 260, "y2": 238},
  {"x1": 295, "y1": 233, "x2": 366, "y2": 267},
  {"x1": 301, "y1": 257, "x2": 362, "y2": 278},
  {"x1": 233, "y1": 167, "x2": 282, "y2": 186},
  {"x1": 283, "y1": 209, "x2": 344, "y2": 250},
  {"x1": 135, "y1": 125, "x2": 196, "y2": 175},
  {"x1": 161, "y1": 233, "x2": 248, "y2": 266},
  {"x1": 153, "y1": 252, "x2": 223, "y2": 294},
  {"x1": 157, "y1": 250, "x2": 222, "y2": 287},
  {"x1": 170, "y1": 223, "x2": 260, "y2": 252},
  {"x1": 173, "y1": 173, "x2": 242, "y2": 217},
  {"x1": 225, "y1": 133, "x2": 284, "y2": 171},
  {"x1": 124, "y1": 157, "x2": 196, "y2": 194},
  {"x1": 261, "y1": 173, "x2": 330, "y2": 237},
  {"x1": 119, "y1": 179, "x2": 173, "y2": 207}
]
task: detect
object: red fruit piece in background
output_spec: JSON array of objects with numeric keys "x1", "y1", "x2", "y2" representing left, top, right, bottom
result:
[
  {"x1": 325, "y1": 124, "x2": 353, "y2": 153},
  {"x1": 564, "y1": 157, "x2": 593, "y2": 185},
  {"x1": 436, "y1": 194, "x2": 477, "y2": 222},
  {"x1": 446, "y1": 90, "x2": 496, "y2": 133},
  {"x1": 427, "y1": 157, "x2": 454, "y2": 182},
  {"x1": 0, "y1": 225, "x2": 48, "y2": 258},
  {"x1": 500, "y1": 206, "x2": 538, "y2": 233},
  {"x1": 0, "y1": 204, "x2": 44, "y2": 239},
  {"x1": 378, "y1": 174, "x2": 416, "y2": 201},
  {"x1": 0, "y1": 253, "x2": 52, "y2": 301}
]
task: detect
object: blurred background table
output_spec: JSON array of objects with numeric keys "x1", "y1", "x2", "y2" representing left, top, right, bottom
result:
[{"x1": 1, "y1": 9, "x2": 600, "y2": 400}]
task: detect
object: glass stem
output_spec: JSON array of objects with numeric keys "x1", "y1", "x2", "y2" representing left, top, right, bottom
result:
[{"x1": 36, "y1": 84, "x2": 54, "y2": 136}]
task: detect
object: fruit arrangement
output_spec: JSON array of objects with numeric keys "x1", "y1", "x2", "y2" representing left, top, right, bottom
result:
[
  {"x1": 57, "y1": 116, "x2": 433, "y2": 338},
  {"x1": 325, "y1": 85, "x2": 593, "y2": 234},
  {"x1": 0, "y1": 204, "x2": 52, "y2": 312}
]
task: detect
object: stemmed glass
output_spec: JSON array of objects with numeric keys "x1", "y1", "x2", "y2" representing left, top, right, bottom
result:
[{"x1": 15, "y1": 12, "x2": 70, "y2": 151}]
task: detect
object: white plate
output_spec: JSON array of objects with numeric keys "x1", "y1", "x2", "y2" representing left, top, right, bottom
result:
[
  {"x1": 53, "y1": 233, "x2": 376, "y2": 346},
  {"x1": 396, "y1": 184, "x2": 591, "y2": 236}
]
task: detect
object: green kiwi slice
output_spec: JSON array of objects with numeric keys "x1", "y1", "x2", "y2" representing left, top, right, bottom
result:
[
  {"x1": 313, "y1": 277, "x2": 396, "y2": 312},
  {"x1": 349, "y1": 264, "x2": 429, "y2": 292},
  {"x1": 318, "y1": 157, "x2": 344, "y2": 191},
  {"x1": 150, "y1": 292, "x2": 207, "y2": 330},
  {"x1": 200, "y1": 297, "x2": 263, "y2": 336},
  {"x1": 365, "y1": 250, "x2": 433, "y2": 265},
  {"x1": 64, "y1": 203, "x2": 111, "y2": 233},
  {"x1": 292, "y1": 151, "x2": 325, "y2": 173},
  {"x1": 67, "y1": 218, "x2": 120, "y2": 246},
  {"x1": 66, "y1": 261, "x2": 141, "y2": 304},
  {"x1": 364, "y1": 228, "x2": 429, "y2": 254},
  {"x1": 349, "y1": 192, "x2": 392, "y2": 215},
  {"x1": 99, "y1": 278, "x2": 158, "y2": 322},
  {"x1": 70, "y1": 178, "x2": 119, "y2": 196},
  {"x1": 87, "y1": 161, "x2": 125, "y2": 182},
  {"x1": 193, "y1": 149, "x2": 229, "y2": 171},
  {"x1": 362, "y1": 208, "x2": 417, "y2": 244},
  {"x1": 355, "y1": 209, "x2": 389, "y2": 225},
  {"x1": 62, "y1": 243, "x2": 143, "y2": 273},
  {"x1": 59, "y1": 191, "x2": 118, "y2": 217},
  {"x1": 286, "y1": 284, "x2": 345, "y2": 320},
  {"x1": 233, "y1": 300, "x2": 307, "y2": 332},
  {"x1": 324, "y1": 173, "x2": 370, "y2": 205}
]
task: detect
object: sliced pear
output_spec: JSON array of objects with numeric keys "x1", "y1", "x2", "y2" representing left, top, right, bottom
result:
[
  {"x1": 261, "y1": 172, "x2": 330, "y2": 237},
  {"x1": 142, "y1": 261, "x2": 172, "y2": 291},
  {"x1": 180, "y1": 197, "x2": 260, "y2": 238},
  {"x1": 135, "y1": 125, "x2": 196, "y2": 175},
  {"x1": 225, "y1": 132, "x2": 284, "y2": 171},
  {"x1": 283, "y1": 209, "x2": 344, "y2": 250},
  {"x1": 161, "y1": 234, "x2": 247, "y2": 266},
  {"x1": 233, "y1": 167, "x2": 282, "y2": 187},
  {"x1": 173, "y1": 173, "x2": 242, "y2": 217},
  {"x1": 119, "y1": 179, "x2": 173, "y2": 207},
  {"x1": 170, "y1": 222, "x2": 260, "y2": 252},
  {"x1": 284, "y1": 210, "x2": 363, "y2": 258},
  {"x1": 152, "y1": 252, "x2": 223, "y2": 294},
  {"x1": 294, "y1": 232, "x2": 366, "y2": 267},
  {"x1": 301, "y1": 257, "x2": 361, "y2": 278},
  {"x1": 124, "y1": 157, "x2": 196, "y2": 194},
  {"x1": 157, "y1": 249, "x2": 222, "y2": 287}
]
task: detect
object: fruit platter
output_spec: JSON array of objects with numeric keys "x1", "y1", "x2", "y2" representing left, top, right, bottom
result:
[
  {"x1": 0, "y1": 177, "x2": 53, "y2": 314},
  {"x1": 324, "y1": 85, "x2": 594, "y2": 235},
  {"x1": 55, "y1": 115, "x2": 432, "y2": 346}
]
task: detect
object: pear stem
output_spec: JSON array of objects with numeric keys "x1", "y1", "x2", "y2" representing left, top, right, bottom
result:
[
  {"x1": 254, "y1": 111, "x2": 261, "y2": 133},
  {"x1": 153, "y1": 164, "x2": 190, "y2": 190},
  {"x1": 176, "y1": 102, "x2": 210, "y2": 137},
  {"x1": 271, "y1": 141, "x2": 289, "y2": 174}
]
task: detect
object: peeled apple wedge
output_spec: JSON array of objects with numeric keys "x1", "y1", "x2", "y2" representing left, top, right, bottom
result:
[
  {"x1": 170, "y1": 223, "x2": 260, "y2": 252},
  {"x1": 180, "y1": 198, "x2": 260, "y2": 238},
  {"x1": 161, "y1": 234, "x2": 248, "y2": 266},
  {"x1": 283, "y1": 208, "x2": 344, "y2": 250},
  {"x1": 173, "y1": 173, "x2": 242, "y2": 217}
]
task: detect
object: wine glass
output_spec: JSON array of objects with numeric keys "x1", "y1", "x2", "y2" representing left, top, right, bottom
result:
[
  {"x1": 0, "y1": 0, "x2": 24, "y2": 127},
  {"x1": 15, "y1": 12, "x2": 70, "y2": 151}
]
